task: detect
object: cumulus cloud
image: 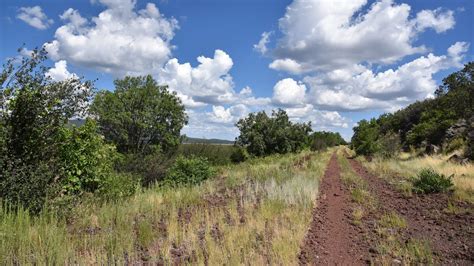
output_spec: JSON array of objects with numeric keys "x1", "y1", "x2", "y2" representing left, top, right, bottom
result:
[
  {"x1": 45, "y1": 0, "x2": 178, "y2": 76},
  {"x1": 415, "y1": 8, "x2": 455, "y2": 33},
  {"x1": 46, "y1": 60, "x2": 77, "y2": 81},
  {"x1": 157, "y1": 50, "x2": 235, "y2": 106},
  {"x1": 17, "y1": 6, "x2": 53, "y2": 30},
  {"x1": 254, "y1": 31, "x2": 272, "y2": 55},
  {"x1": 271, "y1": 0, "x2": 456, "y2": 72},
  {"x1": 269, "y1": 58, "x2": 306, "y2": 74},
  {"x1": 272, "y1": 78, "x2": 306, "y2": 107},
  {"x1": 304, "y1": 42, "x2": 469, "y2": 111}
]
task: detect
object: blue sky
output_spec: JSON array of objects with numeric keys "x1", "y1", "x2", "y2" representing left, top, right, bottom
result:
[{"x1": 1, "y1": 0, "x2": 473, "y2": 140}]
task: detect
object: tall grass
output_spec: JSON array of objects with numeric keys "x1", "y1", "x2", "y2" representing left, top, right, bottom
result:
[
  {"x1": 1, "y1": 149, "x2": 332, "y2": 264},
  {"x1": 177, "y1": 143, "x2": 236, "y2": 165},
  {"x1": 360, "y1": 152, "x2": 474, "y2": 202}
]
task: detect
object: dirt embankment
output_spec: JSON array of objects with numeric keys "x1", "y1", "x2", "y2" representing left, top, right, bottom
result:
[
  {"x1": 299, "y1": 153, "x2": 369, "y2": 265},
  {"x1": 347, "y1": 157, "x2": 474, "y2": 264}
]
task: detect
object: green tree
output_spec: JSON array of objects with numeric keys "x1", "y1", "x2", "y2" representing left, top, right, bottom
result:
[
  {"x1": 235, "y1": 109, "x2": 312, "y2": 156},
  {"x1": 0, "y1": 47, "x2": 94, "y2": 212},
  {"x1": 91, "y1": 75, "x2": 188, "y2": 154},
  {"x1": 310, "y1": 131, "x2": 346, "y2": 151},
  {"x1": 351, "y1": 119, "x2": 381, "y2": 156}
]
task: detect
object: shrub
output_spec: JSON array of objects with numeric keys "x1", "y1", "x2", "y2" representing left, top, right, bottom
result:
[
  {"x1": 162, "y1": 156, "x2": 213, "y2": 187},
  {"x1": 411, "y1": 168, "x2": 454, "y2": 194},
  {"x1": 57, "y1": 119, "x2": 118, "y2": 195},
  {"x1": 116, "y1": 151, "x2": 176, "y2": 187},
  {"x1": 98, "y1": 173, "x2": 140, "y2": 202},
  {"x1": 230, "y1": 146, "x2": 249, "y2": 163},
  {"x1": 378, "y1": 132, "x2": 401, "y2": 158},
  {"x1": 445, "y1": 137, "x2": 465, "y2": 154}
]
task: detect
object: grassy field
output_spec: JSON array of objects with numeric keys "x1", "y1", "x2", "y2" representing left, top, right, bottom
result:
[
  {"x1": 1, "y1": 149, "x2": 332, "y2": 264},
  {"x1": 359, "y1": 152, "x2": 474, "y2": 203}
]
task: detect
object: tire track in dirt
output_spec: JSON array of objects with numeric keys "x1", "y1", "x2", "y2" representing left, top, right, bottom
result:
[
  {"x1": 347, "y1": 157, "x2": 474, "y2": 264},
  {"x1": 299, "y1": 153, "x2": 368, "y2": 265}
]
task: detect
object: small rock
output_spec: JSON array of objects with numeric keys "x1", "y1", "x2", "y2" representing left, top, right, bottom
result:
[
  {"x1": 393, "y1": 259, "x2": 402, "y2": 264},
  {"x1": 369, "y1": 247, "x2": 378, "y2": 254}
]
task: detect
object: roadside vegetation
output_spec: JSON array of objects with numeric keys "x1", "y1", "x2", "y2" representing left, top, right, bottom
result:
[
  {"x1": 1, "y1": 150, "x2": 332, "y2": 264},
  {"x1": 350, "y1": 62, "x2": 473, "y2": 203},
  {"x1": 351, "y1": 62, "x2": 473, "y2": 161},
  {"x1": 0, "y1": 48, "x2": 344, "y2": 263}
]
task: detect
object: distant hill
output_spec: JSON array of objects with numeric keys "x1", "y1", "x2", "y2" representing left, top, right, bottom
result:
[{"x1": 183, "y1": 137, "x2": 235, "y2": 145}]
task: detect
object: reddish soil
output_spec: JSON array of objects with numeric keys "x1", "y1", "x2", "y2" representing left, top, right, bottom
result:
[
  {"x1": 347, "y1": 157, "x2": 474, "y2": 264},
  {"x1": 299, "y1": 153, "x2": 369, "y2": 265}
]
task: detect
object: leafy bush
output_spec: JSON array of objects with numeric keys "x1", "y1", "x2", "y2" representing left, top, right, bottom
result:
[
  {"x1": 378, "y1": 132, "x2": 401, "y2": 158},
  {"x1": 162, "y1": 156, "x2": 213, "y2": 187},
  {"x1": 230, "y1": 146, "x2": 249, "y2": 163},
  {"x1": 310, "y1": 131, "x2": 346, "y2": 151},
  {"x1": 411, "y1": 168, "x2": 454, "y2": 194},
  {"x1": 57, "y1": 119, "x2": 118, "y2": 195},
  {"x1": 98, "y1": 173, "x2": 139, "y2": 201},
  {"x1": 0, "y1": 160, "x2": 56, "y2": 213},
  {"x1": 116, "y1": 151, "x2": 175, "y2": 187}
]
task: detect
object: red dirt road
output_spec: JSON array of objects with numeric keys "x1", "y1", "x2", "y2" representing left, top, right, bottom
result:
[
  {"x1": 299, "y1": 153, "x2": 368, "y2": 265},
  {"x1": 347, "y1": 157, "x2": 474, "y2": 264}
]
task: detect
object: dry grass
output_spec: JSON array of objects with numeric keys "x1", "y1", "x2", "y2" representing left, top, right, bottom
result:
[
  {"x1": 1, "y1": 149, "x2": 332, "y2": 264},
  {"x1": 360, "y1": 153, "x2": 474, "y2": 202}
]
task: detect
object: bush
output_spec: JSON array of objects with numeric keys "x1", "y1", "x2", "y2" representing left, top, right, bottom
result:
[
  {"x1": 444, "y1": 137, "x2": 465, "y2": 154},
  {"x1": 378, "y1": 132, "x2": 401, "y2": 158},
  {"x1": 57, "y1": 119, "x2": 118, "y2": 195},
  {"x1": 98, "y1": 173, "x2": 140, "y2": 201},
  {"x1": 411, "y1": 168, "x2": 454, "y2": 194},
  {"x1": 230, "y1": 146, "x2": 249, "y2": 163},
  {"x1": 116, "y1": 151, "x2": 175, "y2": 187},
  {"x1": 162, "y1": 156, "x2": 213, "y2": 187}
]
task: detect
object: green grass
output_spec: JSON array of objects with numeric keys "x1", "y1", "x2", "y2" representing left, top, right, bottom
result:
[{"x1": 1, "y1": 149, "x2": 333, "y2": 264}]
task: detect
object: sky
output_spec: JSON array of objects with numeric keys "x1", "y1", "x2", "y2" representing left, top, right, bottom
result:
[{"x1": 1, "y1": 0, "x2": 473, "y2": 141}]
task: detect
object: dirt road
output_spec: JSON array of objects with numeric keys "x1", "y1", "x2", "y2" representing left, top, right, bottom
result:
[
  {"x1": 299, "y1": 153, "x2": 368, "y2": 265},
  {"x1": 347, "y1": 157, "x2": 474, "y2": 264},
  {"x1": 299, "y1": 151, "x2": 473, "y2": 265}
]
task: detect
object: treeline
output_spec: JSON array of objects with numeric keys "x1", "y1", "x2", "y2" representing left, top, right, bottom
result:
[
  {"x1": 351, "y1": 62, "x2": 473, "y2": 159},
  {"x1": 0, "y1": 48, "x2": 344, "y2": 214}
]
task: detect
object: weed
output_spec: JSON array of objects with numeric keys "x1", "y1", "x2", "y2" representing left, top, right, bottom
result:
[
  {"x1": 379, "y1": 212, "x2": 407, "y2": 229},
  {"x1": 411, "y1": 168, "x2": 454, "y2": 194}
]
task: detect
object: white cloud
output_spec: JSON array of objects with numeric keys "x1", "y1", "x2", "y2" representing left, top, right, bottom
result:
[
  {"x1": 271, "y1": 0, "x2": 456, "y2": 72},
  {"x1": 46, "y1": 60, "x2": 77, "y2": 81},
  {"x1": 158, "y1": 50, "x2": 235, "y2": 106},
  {"x1": 17, "y1": 6, "x2": 53, "y2": 30},
  {"x1": 209, "y1": 104, "x2": 249, "y2": 124},
  {"x1": 253, "y1": 31, "x2": 272, "y2": 55},
  {"x1": 272, "y1": 78, "x2": 306, "y2": 107},
  {"x1": 304, "y1": 42, "x2": 469, "y2": 111},
  {"x1": 415, "y1": 8, "x2": 455, "y2": 33},
  {"x1": 269, "y1": 58, "x2": 306, "y2": 74},
  {"x1": 45, "y1": 1, "x2": 178, "y2": 76}
]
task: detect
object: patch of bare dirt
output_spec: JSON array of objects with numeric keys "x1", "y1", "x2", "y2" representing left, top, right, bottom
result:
[
  {"x1": 299, "y1": 153, "x2": 369, "y2": 265},
  {"x1": 347, "y1": 157, "x2": 474, "y2": 264}
]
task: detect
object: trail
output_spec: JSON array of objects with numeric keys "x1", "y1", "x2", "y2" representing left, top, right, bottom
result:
[
  {"x1": 299, "y1": 153, "x2": 367, "y2": 265},
  {"x1": 346, "y1": 157, "x2": 474, "y2": 264}
]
